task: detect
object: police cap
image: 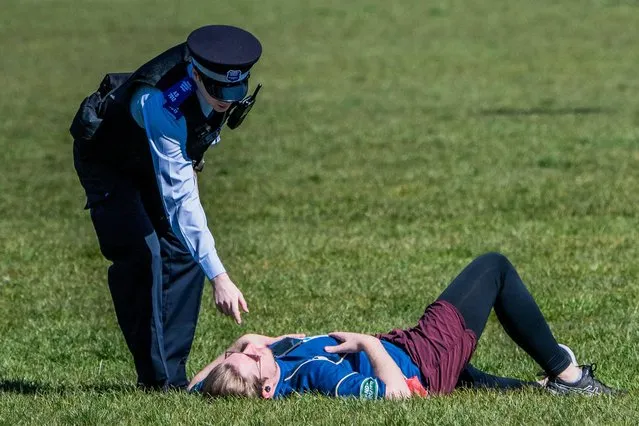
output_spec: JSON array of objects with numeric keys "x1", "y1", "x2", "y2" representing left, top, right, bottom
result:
[{"x1": 187, "y1": 25, "x2": 262, "y2": 102}]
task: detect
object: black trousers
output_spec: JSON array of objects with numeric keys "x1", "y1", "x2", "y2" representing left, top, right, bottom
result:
[
  {"x1": 75, "y1": 147, "x2": 205, "y2": 389},
  {"x1": 437, "y1": 253, "x2": 572, "y2": 389}
]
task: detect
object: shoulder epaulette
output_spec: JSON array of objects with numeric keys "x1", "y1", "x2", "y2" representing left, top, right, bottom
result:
[{"x1": 162, "y1": 77, "x2": 196, "y2": 119}]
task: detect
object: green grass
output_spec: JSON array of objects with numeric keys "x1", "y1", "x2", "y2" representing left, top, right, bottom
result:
[{"x1": 1, "y1": 0, "x2": 639, "y2": 424}]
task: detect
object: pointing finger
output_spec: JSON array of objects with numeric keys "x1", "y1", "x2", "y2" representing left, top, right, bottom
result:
[
  {"x1": 239, "y1": 293, "x2": 249, "y2": 313},
  {"x1": 232, "y1": 299, "x2": 242, "y2": 324}
]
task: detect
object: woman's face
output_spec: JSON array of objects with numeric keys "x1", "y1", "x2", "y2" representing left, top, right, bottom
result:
[{"x1": 222, "y1": 342, "x2": 278, "y2": 393}]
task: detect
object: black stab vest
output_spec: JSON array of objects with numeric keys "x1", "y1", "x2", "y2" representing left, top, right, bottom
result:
[{"x1": 71, "y1": 43, "x2": 225, "y2": 178}]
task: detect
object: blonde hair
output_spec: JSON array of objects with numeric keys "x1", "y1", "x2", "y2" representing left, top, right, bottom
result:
[{"x1": 201, "y1": 363, "x2": 263, "y2": 398}]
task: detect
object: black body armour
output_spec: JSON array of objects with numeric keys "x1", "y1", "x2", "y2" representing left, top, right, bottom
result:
[
  {"x1": 71, "y1": 43, "x2": 224, "y2": 177},
  {"x1": 70, "y1": 44, "x2": 225, "y2": 222}
]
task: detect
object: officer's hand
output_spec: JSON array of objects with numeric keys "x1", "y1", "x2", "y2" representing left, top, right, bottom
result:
[{"x1": 212, "y1": 273, "x2": 248, "y2": 324}]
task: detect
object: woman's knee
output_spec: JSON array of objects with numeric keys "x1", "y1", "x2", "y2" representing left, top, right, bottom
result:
[{"x1": 474, "y1": 252, "x2": 513, "y2": 271}]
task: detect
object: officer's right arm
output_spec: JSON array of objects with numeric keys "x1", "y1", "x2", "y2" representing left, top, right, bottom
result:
[{"x1": 130, "y1": 86, "x2": 225, "y2": 280}]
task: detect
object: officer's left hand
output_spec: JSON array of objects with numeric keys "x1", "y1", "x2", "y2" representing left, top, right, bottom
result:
[{"x1": 212, "y1": 273, "x2": 249, "y2": 324}]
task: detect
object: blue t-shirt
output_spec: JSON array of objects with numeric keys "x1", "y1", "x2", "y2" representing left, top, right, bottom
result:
[{"x1": 270, "y1": 335, "x2": 422, "y2": 399}]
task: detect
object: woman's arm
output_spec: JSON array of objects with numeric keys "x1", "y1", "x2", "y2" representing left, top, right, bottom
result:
[
  {"x1": 325, "y1": 332, "x2": 411, "y2": 399},
  {"x1": 361, "y1": 337, "x2": 412, "y2": 399}
]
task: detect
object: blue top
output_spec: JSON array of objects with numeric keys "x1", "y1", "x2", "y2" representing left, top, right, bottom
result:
[
  {"x1": 270, "y1": 336, "x2": 422, "y2": 399},
  {"x1": 128, "y1": 64, "x2": 225, "y2": 280}
]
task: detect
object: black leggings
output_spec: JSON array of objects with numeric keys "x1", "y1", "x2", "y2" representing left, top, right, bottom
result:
[{"x1": 437, "y1": 252, "x2": 572, "y2": 381}]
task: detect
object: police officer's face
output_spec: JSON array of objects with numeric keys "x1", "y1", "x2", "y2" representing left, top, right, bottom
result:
[{"x1": 192, "y1": 69, "x2": 233, "y2": 112}]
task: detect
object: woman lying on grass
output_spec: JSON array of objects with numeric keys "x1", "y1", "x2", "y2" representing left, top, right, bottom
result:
[{"x1": 188, "y1": 253, "x2": 621, "y2": 399}]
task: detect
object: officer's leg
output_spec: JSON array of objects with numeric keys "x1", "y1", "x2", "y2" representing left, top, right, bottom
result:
[
  {"x1": 155, "y1": 229, "x2": 206, "y2": 388},
  {"x1": 135, "y1": 169, "x2": 206, "y2": 388},
  {"x1": 88, "y1": 183, "x2": 166, "y2": 387}
]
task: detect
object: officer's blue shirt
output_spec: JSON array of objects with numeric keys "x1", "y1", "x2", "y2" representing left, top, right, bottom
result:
[
  {"x1": 129, "y1": 64, "x2": 225, "y2": 280},
  {"x1": 269, "y1": 336, "x2": 422, "y2": 399}
]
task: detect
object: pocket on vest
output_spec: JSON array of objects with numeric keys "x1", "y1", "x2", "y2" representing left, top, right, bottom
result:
[{"x1": 70, "y1": 91, "x2": 104, "y2": 142}]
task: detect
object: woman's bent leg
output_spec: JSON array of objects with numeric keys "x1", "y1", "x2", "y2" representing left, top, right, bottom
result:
[{"x1": 437, "y1": 252, "x2": 571, "y2": 377}]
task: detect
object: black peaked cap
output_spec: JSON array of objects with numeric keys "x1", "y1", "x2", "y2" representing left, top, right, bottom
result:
[{"x1": 187, "y1": 25, "x2": 262, "y2": 74}]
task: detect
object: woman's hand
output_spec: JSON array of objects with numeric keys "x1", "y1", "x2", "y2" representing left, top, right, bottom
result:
[{"x1": 324, "y1": 332, "x2": 377, "y2": 354}]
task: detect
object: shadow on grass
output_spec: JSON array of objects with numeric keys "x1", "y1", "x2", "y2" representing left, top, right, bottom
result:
[
  {"x1": 0, "y1": 379, "x2": 135, "y2": 395},
  {"x1": 478, "y1": 106, "x2": 613, "y2": 116}
]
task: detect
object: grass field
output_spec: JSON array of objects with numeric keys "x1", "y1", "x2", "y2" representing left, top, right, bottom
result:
[{"x1": 1, "y1": 0, "x2": 639, "y2": 424}]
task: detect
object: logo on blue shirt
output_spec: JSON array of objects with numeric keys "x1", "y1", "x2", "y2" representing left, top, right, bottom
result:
[{"x1": 360, "y1": 378, "x2": 379, "y2": 399}]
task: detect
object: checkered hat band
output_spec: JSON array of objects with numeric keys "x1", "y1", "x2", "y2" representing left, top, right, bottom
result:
[{"x1": 191, "y1": 58, "x2": 250, "y2": 83}]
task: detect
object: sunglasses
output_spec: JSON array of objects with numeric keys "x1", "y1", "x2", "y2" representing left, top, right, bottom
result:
[
  {"x1": 225, "y1": 351, "x2": 262, "y2": 380},
  {"x1": 200, "y1": 73, "x2": 250, "y2": 103}
]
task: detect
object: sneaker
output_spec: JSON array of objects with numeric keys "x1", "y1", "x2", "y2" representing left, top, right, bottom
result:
[{"x1": 546, "y1": 364, "x2": 622, "y2": 396}]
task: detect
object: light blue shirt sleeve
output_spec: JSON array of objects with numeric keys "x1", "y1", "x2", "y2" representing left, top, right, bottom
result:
[{"x1": 129, "y1": 85, "x2": 225, "y2": 280}]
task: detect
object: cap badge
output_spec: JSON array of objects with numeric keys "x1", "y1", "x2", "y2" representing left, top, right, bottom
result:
[{"x1": 226, "y1": 70, "x2": 241, "y2": 82}]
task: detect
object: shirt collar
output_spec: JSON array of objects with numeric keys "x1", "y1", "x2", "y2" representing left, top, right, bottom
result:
[
  {"x1": 187, "y1": 63, "x2": 214, "y2": 118},
  {"x1": 273, "y1": 359, "x2": 290, "y2": 398}
]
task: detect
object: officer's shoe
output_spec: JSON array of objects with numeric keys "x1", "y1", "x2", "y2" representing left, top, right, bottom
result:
[{"x1": 546, "y1": 364, "x2": 622, "y2": 396}]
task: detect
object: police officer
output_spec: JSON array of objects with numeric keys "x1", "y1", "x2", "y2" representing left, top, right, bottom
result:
[{"x1": 70, "y1": 25, "x2": 263, "y2": 389}]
